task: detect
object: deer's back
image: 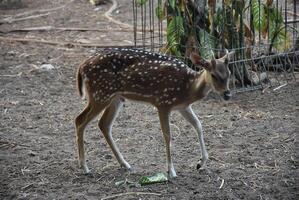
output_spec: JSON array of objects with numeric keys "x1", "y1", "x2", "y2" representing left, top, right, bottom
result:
[{"x1": 79, "y1": 48, "x2": 197, "y2": 107}]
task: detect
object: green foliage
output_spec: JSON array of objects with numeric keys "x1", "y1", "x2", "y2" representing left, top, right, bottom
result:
[
  {"x1": 157, "y1": 0, "x2": 289, "y2": 58},
  {"x1": 155, "y1": 3, "x2": 164, "y2": 20},
  {"x1": 139, "y1": 173, "x2": 168, "y2": 186},
  {"x1": 166, "y1": 16, "x2": 185, "y2": 56},
  {"x1": 136, "y1": 0, "x2": 148, "y2": 6},
  {"x1": 213, "y1": 8, "x2": 224, "y2": 33},
  {"x1": 168, "y1": 0, "x2": 176, "y2": 11},
  {"x1": 267, "y1": 7, "x2": 290, "y2": 50},
  {"x1": 251, "y1": 0, "x2": 290, "y2": 51},
  {"x1": 199, "y1": 30, "x2": 216, "y2": 59},
  {"x1": 252, "y1": 0, "x2": 266, "y2": 34}
]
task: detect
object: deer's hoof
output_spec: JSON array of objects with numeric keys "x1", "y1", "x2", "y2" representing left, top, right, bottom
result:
[
  {"x1": 80, "y1": 164, "x2": 91, "y2": 174},
  {"x1": 121, "y1": 162, "x2": 132, "y2": 171},
  {"x1": 196, "y1": 161, "x2": 207, "y2": 170},
  {"x1": 168, "y1": 168, "x2": 177, "y2": 179},
  {"x1": 83, "y1": 168, "x2": 92, "y2": 176},
  {"x1": 83, "y1": 167, "x2": 91, "y2": 174},
  {"x1": 196, "y1": 163, "x2": 202, "y2": 170},
  {"x1": 126, "y1": 166, "x2": 134, "y2": 173}
]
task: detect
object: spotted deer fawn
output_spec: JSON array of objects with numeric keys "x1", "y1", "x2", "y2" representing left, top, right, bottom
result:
[{"x1": 75, "y1": 48, "x2": 234, "y2": 178}]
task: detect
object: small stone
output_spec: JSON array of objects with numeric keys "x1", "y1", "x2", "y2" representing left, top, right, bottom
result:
[{"x1": 104, "y1": 154, "x2": 112, "y2": 160}]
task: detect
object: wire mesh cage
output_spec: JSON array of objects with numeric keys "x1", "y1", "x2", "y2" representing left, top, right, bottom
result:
[{"x1": 132, "y1": 0, "x2": 298, "y2": 93}]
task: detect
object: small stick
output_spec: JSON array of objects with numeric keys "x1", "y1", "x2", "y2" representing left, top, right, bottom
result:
[
  {"x1": 261, "y1": 86, "x2": 270, "y2": 94},
  {"x1": 21, "y1": 183, "x2": 34, "y2": 190},
  {"x1": 0, "y1": 0, "x2": 75, "y2": 23},
  {"x1": 0, "y1": 36, "x2": 131, "y2": 48},
  {"x1": 0, "y1": 36, "x2": 158, "y2": 48},
  {"x1": 101, "y1": 192, "x2": 162, "y2": 200},
  {"x1": 0, "y1": 72, "x2": 22, "y2": 77},
  {"x1": 219, "y1": 179, "x2": 224, "y2": 189},
  {"x1": 1, "y1": 26, "x2": 154, "y2": 34},
  {"x1": 103, "y1": 0, "x2": 166, "y2": 34},
  {"x1": 273, "y1": 83, "x2": 287, "y2": 91},
  {"x1": 170, "y1": 123, "x2": 181, "y2": 137},
  {"x1": 0, "y1": 13, "x2": 50, "y2": 24},
  {"x1": 104, "y1": 0, "x2": 131, "y2": 28}
]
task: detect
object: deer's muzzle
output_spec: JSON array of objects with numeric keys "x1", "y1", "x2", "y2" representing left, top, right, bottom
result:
[{"x1": 223, "y1": 90, "x2": 232, "y2": 101}]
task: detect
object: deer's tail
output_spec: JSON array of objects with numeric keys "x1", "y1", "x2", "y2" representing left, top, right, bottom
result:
[{"x1": 76, "y1": 67, "x2": 84, "y2": 99}]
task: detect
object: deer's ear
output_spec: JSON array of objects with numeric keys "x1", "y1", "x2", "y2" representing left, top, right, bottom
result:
[
  {"x1": 190, "y1": 52, "x2": 212, "y2": 71},
  {"x1": 190, "y1": 52, "x2": 201, "y2": 65},
  {"x1": 221, "y1": 50, "x2": 235, "y2": 64}
]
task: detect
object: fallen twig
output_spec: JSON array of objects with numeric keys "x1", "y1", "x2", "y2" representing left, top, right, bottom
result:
[
  {"x1": 219, "y1": 179, "x2": 225, "y2": 189},
  {"x1": 0, "y1": 0, "x2": 75, "y2": 24},
  {"x1": 0, "y1": 72, "x2": 22, "y2": 77},
  {"x1": 21, "y1": 183, "x2": 34, "y2": 190},
  {"x1": 103, "y1": 0, "x2": 166, "y2": 34},
  {"x1": 0, "y1": 36, "x2": 132, "y2": 48},
  {"x1": 1, "y1": 26, "x2": 154, "y2": 34},
  {"x1": 3, "y1": 4, "x2": 68, "y2": 19},
  {"x1": 0, "y1": 36, "x2": 156, "y2": 48},
  {"x1": 101, "y1": 192, "x2": 162, "y2": 200},
  {"x1": 104, "y1": 0, "x2": 131, "y2": 28},
  {"x1": 21, "y1": 168, "x2": 30, "y2": 175},
  {"x1": 170, "y1": 123, "x2": 181, "y2": 137},
  {"x1": 261, "y1": 86, "x2": 270, "y2": 94},
  {"x1": 273, "y1": 83, "x2": 287, "y2": 91},
  {"x1": 0, "y1": 13, "x2": 51, "y2": 24}
]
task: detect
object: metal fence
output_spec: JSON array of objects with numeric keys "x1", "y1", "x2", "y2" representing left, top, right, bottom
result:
[{"x1": 132, "y1": 0, "x2": 298, "y2": 93}]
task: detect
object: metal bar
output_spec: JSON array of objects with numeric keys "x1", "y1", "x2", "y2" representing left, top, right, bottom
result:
[
  {"x1": 260, "y1": 56, "x2": 273, "y2": 87},
  {"x1": 144, "y1": 1, "x2": 147, "y2": 49},
  {"x1": 258, "y1": 0, "x2": 261, "y2": 51},
  {"x1": 285, "y1": 19, "x2": 299, "y2": 24},
  {"x1": 229, "y1": 51, "x2": 299, "y2": 64},
  {"x1": 294, "y1": 0, "x2": 297, "y2": 42},
  {"x1": 285, "y1": 0, "x2": 287, "y2": 51},
  {"x1": 250, "y1": 0, "x2": 255, "y2": 46},
  {"x1": 152, "y1": 0, "x2": 155, "y2": 51},
  {"x1": 133, "y1": 0, "x2": 137, "y2": 47},
  {"x1": 149, "y1": 0, "x2": 152, "y2": 51}
]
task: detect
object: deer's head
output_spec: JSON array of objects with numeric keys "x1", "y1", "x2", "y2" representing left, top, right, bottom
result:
[{"x1": 190, "y1": 50, "x2": 235, "y2": 100}]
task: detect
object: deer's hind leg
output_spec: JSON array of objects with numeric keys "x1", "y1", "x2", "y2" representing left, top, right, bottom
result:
[
  {"x1": 75, "y1": 103, "x2": 104, "y2": 174},
  {"x1": 98, "y1": 97, "x2": 131, "y2": 170}
]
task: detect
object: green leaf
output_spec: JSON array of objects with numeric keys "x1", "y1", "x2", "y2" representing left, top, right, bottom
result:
[
  {"x1": 266, "y1": 7, "x2": 289, "y2": 51},
  {"x1": 136, "y1": 0, "x2": 148, "y2": 6},
  {"x1": 166, "y1": 16, "x2": 185, "y2": 56},
  {"x1": 139, "y1": 173, "x2": 168, "y2": 186},
  {"x1": 213, "y1": 7, "x2": 224, "y2": 33},
  {"x1": 199, "y1": 29, "x2": 216, "y2": 59},
  {"x1": 271, "y1": 25, "x2": 291, "y2": 51},
  {"x1": 155, "y1": 4, "x2": 164, "y2": 20},
  {"x1": 168, "y1": 0, "x2": 176, "y2": 11},
  {"x1": 268, "y1": 7, "x2": 283, "y2": 24},
  {"x1": 252, "y1": 0, "x2": 266, "y2": 33}
]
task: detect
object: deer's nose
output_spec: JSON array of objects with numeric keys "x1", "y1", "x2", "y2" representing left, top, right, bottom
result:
[{"x1": 223, "y1": 90, "x2": 232, "y2": 100}]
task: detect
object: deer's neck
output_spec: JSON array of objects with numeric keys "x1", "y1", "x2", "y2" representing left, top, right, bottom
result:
[{"x1": 191, "y1": 70, "x2": 212, "y2": 101}]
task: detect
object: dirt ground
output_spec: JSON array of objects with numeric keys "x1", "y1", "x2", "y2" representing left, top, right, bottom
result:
[{"x1": 0, "y1": 0, "x2": 298, "y2": 199}]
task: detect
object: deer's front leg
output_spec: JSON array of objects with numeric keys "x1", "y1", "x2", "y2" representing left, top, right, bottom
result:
[
  {"x1": 158, "y1": 109, "x2": 177, "y2": 179},
  {"x1": 179, "y1": 106, "x2": 208, "y2": 169}
]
